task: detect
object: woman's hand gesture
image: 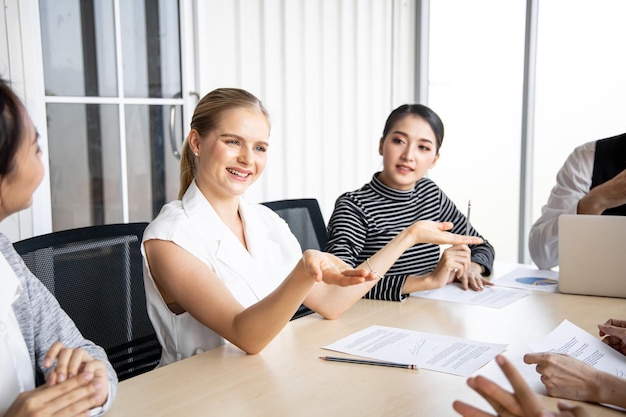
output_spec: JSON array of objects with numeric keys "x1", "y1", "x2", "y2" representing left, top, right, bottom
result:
[{"x1": 302, "y1": 250, "x2": 378, "y2": 286}]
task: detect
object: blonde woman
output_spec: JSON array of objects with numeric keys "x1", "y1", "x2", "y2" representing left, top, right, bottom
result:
[{"x1": 141, "y1": 88, "x2": 481, "y2": 364}]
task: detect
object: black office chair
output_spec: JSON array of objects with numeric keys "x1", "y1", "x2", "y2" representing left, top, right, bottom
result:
[
  {"x1": 261, "y1": 198, "x2": 329, "y2": 320},
  {"x1": 13, "y1": 223, "x2": 161, "y2": 381},
  {"x1": 261, "y1": 198, "x2": 328, "y2": 251}
]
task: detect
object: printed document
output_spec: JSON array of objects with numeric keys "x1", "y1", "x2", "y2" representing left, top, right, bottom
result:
[
  {"x1": 529, "y1": 320, "x2": 626, "y2": 383},
  {"x1": 492, "y1": 265, "x2": 559, "y2": 293},
  {"x1": 323, "y1": 325, "x2": 507, "y2": 377},
  {"x1": 483, "y1": 320, "x2": 626, "y2": 395},
  {"x1": 411, "y1": 284, "x2": 528, "y2": 308}
]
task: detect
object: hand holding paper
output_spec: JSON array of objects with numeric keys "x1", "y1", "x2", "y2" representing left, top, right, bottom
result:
[
  {"x1": 599, "y1": 318, "x2": 626, "y2": 356},
  {"x1": 524, "y1": 352, "x2": 605, "y2": 403},
  {"x1": 521, "y1": 319, "x2": 626, "y2": 410}
]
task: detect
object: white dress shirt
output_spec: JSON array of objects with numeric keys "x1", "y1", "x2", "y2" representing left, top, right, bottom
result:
[
  {"x1": 528, "y1": 140, "x2": 596, "y2": 269},
  {"x1": 0, "y1": 255, "x2": 35, "y2": 415}
]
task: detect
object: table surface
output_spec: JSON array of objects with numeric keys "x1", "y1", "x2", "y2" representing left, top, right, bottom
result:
[{"x1": 106, "y1": 281, "x2": 625, "y2": 416}]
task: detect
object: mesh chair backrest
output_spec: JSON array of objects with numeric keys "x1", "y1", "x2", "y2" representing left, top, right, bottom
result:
[
  {"x1": 261, "y1": 199, "x2": 328, "y2": 320},
  {"x1": 13, "y1": 223, "x2": 161, "y2": 381},
  {"x1": 261, "y1": 199, "x2": 328, "y2": 250}
]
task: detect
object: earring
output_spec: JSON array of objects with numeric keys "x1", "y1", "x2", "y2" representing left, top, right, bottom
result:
[{"x1": 194, "y1": 152, "x2": 199, "y2": 157}]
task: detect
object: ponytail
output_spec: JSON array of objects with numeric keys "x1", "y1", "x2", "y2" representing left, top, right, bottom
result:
[{"x1": 178, "y1": 136, "x2": 196, "y2": 199}]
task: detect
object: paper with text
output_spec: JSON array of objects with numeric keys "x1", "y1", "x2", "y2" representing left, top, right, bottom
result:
[
  {"x1": 482, "y1": 319, "x2": 626, "y2": 395},
  {"x1": 323, "y1": 325, "x2": 507, "y2": 377},
  {"x1": 492, "y1": 266, "x2": 559, "y2": 293},
  {"x1": 410, "y1": 284, "x2": 529, "y2": 308},
  {"x1": 530, "y1": 320, "x2": 626, "y2": 379}
]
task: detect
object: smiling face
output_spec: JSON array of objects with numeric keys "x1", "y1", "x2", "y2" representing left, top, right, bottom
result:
[
  {"x1": 377, "y1": 114, "x2": 439, "y2": 191},
  {"x1": 0, "y1": 106, "x2": 45, "y2": 220},
  {"x1": 189, "y1": 106, "x2": 270, "y2": 202}
]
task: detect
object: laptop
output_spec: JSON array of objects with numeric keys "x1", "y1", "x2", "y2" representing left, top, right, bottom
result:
[{"x1": 558, "y1": 214, "x2": 626, "y2": 298}]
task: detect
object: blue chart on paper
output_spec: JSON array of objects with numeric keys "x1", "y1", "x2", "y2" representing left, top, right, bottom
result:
[{"x1": 515, "y1": 277, "x2": 558, "y2": 286}]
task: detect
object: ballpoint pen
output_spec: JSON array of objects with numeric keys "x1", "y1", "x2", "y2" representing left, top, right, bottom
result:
[
  {"x1": 319, "y1": 356, "x2": 419, "y2": 370},
  {"x1": 466, "y1": 200, "x2": 471, "y2": 236}
]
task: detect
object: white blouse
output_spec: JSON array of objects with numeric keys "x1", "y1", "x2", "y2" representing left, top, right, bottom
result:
[{"x1": 141, "y1": 181, "x2": 302, "y2": 366}]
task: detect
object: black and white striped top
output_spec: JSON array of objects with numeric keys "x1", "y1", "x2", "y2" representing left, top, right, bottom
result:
[{"x1": 325, "y1": 174, "x2": 495, "y2": 301}]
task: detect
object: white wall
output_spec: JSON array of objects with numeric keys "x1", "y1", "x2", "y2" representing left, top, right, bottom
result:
[
  {"x1": 8, "y1": 0, "x2": 625, "y2": 264},
  {"x1": 195, "y1": 0, "x2": 416, "y2": 222},
  {"x1": 0, "y1": 0, "x2": 51, "y2": 242}
]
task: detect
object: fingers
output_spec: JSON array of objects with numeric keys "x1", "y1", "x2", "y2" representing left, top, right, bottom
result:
[
  {"x1": 80, "y1": 359, "x2": 110, "y2": 405},
  {"x1": 411, "y1": 221, "x2": 483, "y2": 246},
  {"x1": 598, "y1": 321, "x2": 626, "y2": 341},
  {"x1": 456, "y1": 235, "x2": 484, "y2": 245},
  {"x1": 435, "y1": 221, "x2": 483, "y2": 245},
  {"x1": 468, "y1": 374, "x2": 523, "y2": 416},
  {"x1": 303, "y1": 251, "x2": 378, "y2": 286},
  {"x1": 468, "y1": 276, "x2": 484, "y2": 291},
  {"x1": 452, "y1": 399, "x2": 495, "y2": 417},
  {"x1": 556, "y1": 401, "x2": 592, "y2": 417},
  {"x1": 438, "y1": 221, "x2": 454, "y2": 231},
  {"x1": 458, "y1": 274, "x2": 469, "y2": 290},
  {"x1": 440, "y1": 247, "x2": 476, "y2": 290},
  {"x1": 45, "y1": 375, "x2": 101, "y2": 417},
  {"x1": 11, "y1": 372, "x2": 100, "y2": 417},
  {"x1": 494, "y1": 354, "x2": 546, "y2": 415},
  {"x1": 43, "y1": 341, "x2": 65, "y2": 368},
  {"x1": 45, "y1": 343, "x2": 93, "y2": 385},
  {"x1": 523, "y1": 352, "x2": 549, "y2": 366},
  {"x1": 605, "y1": 318, "x2": 626, "y2": 328},
  {"x1": 460, "y1": 274, "x2": 490, "y2": 291}
]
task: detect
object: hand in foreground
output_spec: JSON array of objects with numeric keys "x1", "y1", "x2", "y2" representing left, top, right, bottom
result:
[
  {"x1": 523, "y1": 352, "x2": 600, "y2": 403},
  {"x1": 408, "y1": 221, "x2": 484, "y2": 246},
  {"x1": 302, "y1": 250, "x2": 378, "y2": 286},
  {"x1": 452, "y1": 354, "x2": 590, "y2": 417},
  {"x1": 5, "y1": 372, "x2": 101, "y2": 417},
  {"x1": 598, "y1": 318, "x2": 626, "y2": 356},
  {"x1": 43, "y1": 342, "x2": 109, "y2": 406},
  {"x1": 456, "y1": 262, "x2": 494, "y2": 291}
]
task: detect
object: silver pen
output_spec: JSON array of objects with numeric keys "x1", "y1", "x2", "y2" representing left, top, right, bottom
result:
[{"x1": 466, "y1": 200, "x2": 471, "y2": 236}]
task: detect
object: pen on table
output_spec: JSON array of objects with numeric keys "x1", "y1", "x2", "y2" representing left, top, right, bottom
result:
[
  {"x1": 319, "y1": 356, "x2": 419, "y2": 370},
  {"x1": 465, "y1": 200, "x2": 472, "y2": 236}
]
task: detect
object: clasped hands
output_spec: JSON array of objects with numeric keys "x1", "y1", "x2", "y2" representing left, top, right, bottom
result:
[{"x1": 5, "y1": 342, "x2": 109, "y2": 417}]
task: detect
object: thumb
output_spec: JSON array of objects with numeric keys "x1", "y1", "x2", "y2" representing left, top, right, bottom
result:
[{"x1": 439, "y1": 221, "x2": 454, "y2": 231}]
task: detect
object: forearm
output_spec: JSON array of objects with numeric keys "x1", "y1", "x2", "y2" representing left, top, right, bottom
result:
[
  {"x1": 578, "y1": 188, "x2": 610, "y2": 214},
  {"x1": 596, "y1": 371, "x2": 626, "y2": 408},
  {"x1": 307, "y1": 229, "x2": 416, "y2": 314},
  {"x1": 305, "y1": 278, "x2": 381, "y2": 319},
  {"x1": 363, "y1": 228, "x2": 418, "y2": 274},
  {"x1": 402, "y1": 273, "x2": 450, "y2": 293},
  {"x1": 232, "y1": 259, "x2": 315, "y2": 354}
]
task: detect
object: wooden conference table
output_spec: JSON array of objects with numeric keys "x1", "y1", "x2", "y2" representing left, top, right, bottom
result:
[{"x1": 107, "y1": 279, "x2": 625, "y2": 416}]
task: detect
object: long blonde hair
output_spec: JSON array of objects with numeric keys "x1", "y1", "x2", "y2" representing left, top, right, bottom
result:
[{"x1": 178, "y1": 88, "x2": 270, "y2": 199}]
